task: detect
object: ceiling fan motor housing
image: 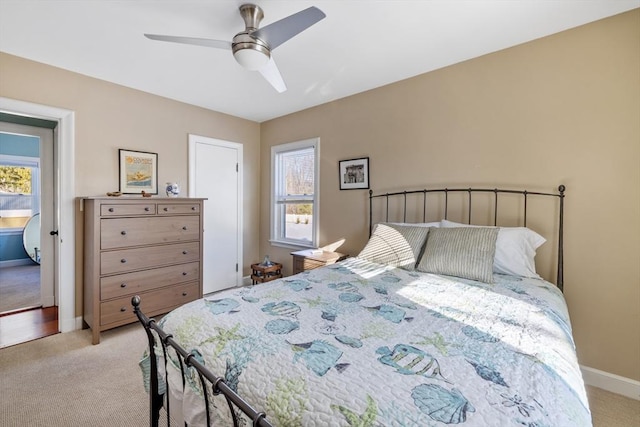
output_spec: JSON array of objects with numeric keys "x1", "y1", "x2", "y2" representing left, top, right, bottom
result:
[{"x1": 232, "y1": 4, "x2": 271, "y2": 70}]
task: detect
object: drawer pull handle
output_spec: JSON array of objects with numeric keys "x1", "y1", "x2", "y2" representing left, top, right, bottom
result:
[
  {"x1": 191, "y1": 206, "x2": 196, "y2": 211},
  {"x1": 121, "y1": 258, "x2": 127, "y2": 263},
  {"x1": 120, "y1": 283, "x2": 127, "y2": 288},
  {"x1": 121, "y1": 230, "x2": 127, "y2": 236},
  {"x1": 182, "y1": 272, "x2": 187, "y2": 276},
  {"x1": 182, "y1": 292, "x2": 188, "y2": 296},
  {"x1": 182, "y1": 250, "x2": 188, "y2": 255},
  {"x1": 182, "y1": 226, "x2": 187, "y2": 231},
  {"x1": 120, "y1": 307, "x2": 127, "y2": 312},
  {"x1": 164, "y1": 207, "x2": 168, "y2": 211},
  {"x1": 108, "y1": 208, "x2": 114, "y2": 212},
  {"x1": 144, "y1": 207, "x2": 150, "y2": 212}
]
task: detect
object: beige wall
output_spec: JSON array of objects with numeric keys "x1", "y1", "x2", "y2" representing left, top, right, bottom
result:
[
  {"x1": 260, "y1": 10, "x2": 640, "y2": 381},
  {"x1": 0, "y1": 52, "x2": 262, "y2": 316}
]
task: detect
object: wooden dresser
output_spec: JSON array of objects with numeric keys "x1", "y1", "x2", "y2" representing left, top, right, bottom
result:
[{"x1": 82, "y1": 197, "x2": 205, "y2": 344}]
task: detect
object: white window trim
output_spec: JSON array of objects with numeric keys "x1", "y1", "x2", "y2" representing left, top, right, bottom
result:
[{"x1": 270, "y1": 137, "x2": 320, "y2": 249}]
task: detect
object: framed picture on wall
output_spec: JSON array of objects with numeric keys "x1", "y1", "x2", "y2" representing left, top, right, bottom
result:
[
  {"x1": 339, "y1": 157, "x2": 369, "y2": 190},
  {"x1": 119, "y1": 149, "x2": 158, "y2": 195}
]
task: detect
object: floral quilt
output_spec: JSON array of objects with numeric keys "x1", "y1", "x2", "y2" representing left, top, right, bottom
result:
[{"x1": 151, "y1": 257, "x2": 591, "y2": 426}]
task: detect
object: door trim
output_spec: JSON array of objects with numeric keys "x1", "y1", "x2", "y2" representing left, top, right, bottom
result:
[
  {"x1": 188, "y1": 134, "x2": 243, "y2": 288},
  {"x1": 0, "y1": 97, "x2": 76, "y2": 333}
]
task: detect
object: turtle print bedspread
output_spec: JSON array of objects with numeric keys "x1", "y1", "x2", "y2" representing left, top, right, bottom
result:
[{"x1": 152, "y1": 257, "x2": 591, "y2": 426}]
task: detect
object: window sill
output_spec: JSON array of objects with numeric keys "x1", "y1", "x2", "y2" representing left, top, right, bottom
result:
[{"x1": 269, "y1": 239, "x2": 316, "y2": 251}]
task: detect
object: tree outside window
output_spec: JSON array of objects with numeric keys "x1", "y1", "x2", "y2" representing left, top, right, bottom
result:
[{"x1": 0, "y1": 165, "x2": 35, "y2": 229}]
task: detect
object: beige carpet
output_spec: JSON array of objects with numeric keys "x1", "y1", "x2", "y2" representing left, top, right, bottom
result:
[
  {"x1": 586, "y1": 385, "x2": 640, "y2": 427},
  {"x1": 0, "y1": 264, "x2": 41, "y2": 313},
  {"x1": 0, "y1": 323, "x2": 159, "y2": 426},
  {"x1": 1, "y1": 321, "x2": 638, "y2": 426}
]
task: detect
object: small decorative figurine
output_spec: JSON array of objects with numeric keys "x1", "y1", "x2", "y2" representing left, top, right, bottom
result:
[
  {"x1": 141, "y1": 190, "x2": 152, "y2": 198},
  {"x1": 166, "y1": 182, "x2": 180, "y2": 197}
]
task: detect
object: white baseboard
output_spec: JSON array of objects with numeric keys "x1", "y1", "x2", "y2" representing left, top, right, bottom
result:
[
  {"x1": 42, "y1": 296, "x2": 55, "y2": 307},
  {"x1": 242, "y1": 275, "x2": 252, "y2": 286},
  {"x1": 58, "y1": 316, "x2": 82, "y2": 333},
  {"x1": 581, "y1": 365, "x2": 640, "y2": 400}
]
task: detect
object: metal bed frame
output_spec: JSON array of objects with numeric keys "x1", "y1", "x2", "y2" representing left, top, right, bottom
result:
[
  {"x1": 131, "y1": 184, "x2": 565, "y2": 427},
  {"x1": 132, "y1": 295, "x2": 274, "y2": 427},
  {"x1": 369, "y1": 185, "x2": 566, "y2": 291}
]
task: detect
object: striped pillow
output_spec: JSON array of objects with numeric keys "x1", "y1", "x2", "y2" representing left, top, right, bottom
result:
[
  {"x1": 416, "y1": 227, "x2": 499, "y2": 283},
  {"x1": 358, "y1": 223, "x2": 431, "y2": 270}
]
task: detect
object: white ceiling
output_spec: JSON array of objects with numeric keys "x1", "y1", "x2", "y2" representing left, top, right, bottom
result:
[{"x1": 0, "y1": 1, "x2": 637, "y2": 123}]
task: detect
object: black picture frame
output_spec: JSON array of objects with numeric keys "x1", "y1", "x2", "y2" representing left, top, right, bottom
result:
[{"x1": 339, "y1": 157, "x2": 369, "y2": 190}]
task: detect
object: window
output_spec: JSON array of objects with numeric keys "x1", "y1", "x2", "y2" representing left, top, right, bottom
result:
[
  {"x1": 0, "y1": 154, "x2": 40, "y2": 231},
  {"x1": 271, "y1": 138, "x2": 319, "y2": 248}
]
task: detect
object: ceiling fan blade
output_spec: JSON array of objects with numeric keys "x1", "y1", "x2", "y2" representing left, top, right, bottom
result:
[
  {"x1": 258, "y1": 58, "x2": 287, "y2": 93},
  {"x1": 252, "y1": 6, "x2": 325, "y2": 50},
  {"x1": 144, "y1": 34, "x2": 231, "y2": 50}
]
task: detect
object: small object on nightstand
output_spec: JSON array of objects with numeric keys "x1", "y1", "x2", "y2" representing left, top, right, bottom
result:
[
  {"x1": 141, "y1": 190, "x2": 152, "y2": 197},
  {"x1": 251, "y1": 261, "x2": 283, "y2": 285},
  {"x1": 291, "y1": 250, "x2": 348, "y2": 274}
]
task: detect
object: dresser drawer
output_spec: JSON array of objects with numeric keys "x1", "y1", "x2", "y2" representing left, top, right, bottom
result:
[
  {"x1": 157, "y1": 203, "x2": 201, "y2": 215},
  {"x1": 101, "y1": 241, "x2": 200, "y2": 275},
  {"x1": 299, "y1": 258, "x2": 325, "y2": 271},
  {"x1": 101, "y1": 203, "x2": 156, "y2": 216},
  {"x1": 100, "y1": 281, "x2": 199, "y2": 326},
  {"x1": 100, "y1": 262, "x2": 200, "y2": 300},
  {"x1": 101, "y1": 216, "x2": 200, "y2": 249}
]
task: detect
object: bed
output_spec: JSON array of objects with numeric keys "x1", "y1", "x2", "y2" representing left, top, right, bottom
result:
[{"x1": 134, "y1": 185, "x2": 591, "y2": 427}]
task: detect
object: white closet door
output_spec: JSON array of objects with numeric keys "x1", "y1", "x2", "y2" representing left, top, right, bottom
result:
[{"x1": 188, "y1": 134, "x2": 243, "y2": 295}]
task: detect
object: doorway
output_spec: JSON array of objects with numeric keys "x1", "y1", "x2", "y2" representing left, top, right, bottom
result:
[
  {"x1": 0, "y1": 119, "x2": 57, "y2": 346},
  {"x1": 0, "y1": 97, "x2": 76, "y2": 337},
  {"x1": 188, "y1": 134, "x2": 243, "y2": 295}
]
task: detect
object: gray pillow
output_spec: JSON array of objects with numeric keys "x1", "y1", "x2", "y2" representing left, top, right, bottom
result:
[
  {"x1": 357, "y1": 223, "x2": 431, "y2": 270},
  {"x1": 416, "y1": 227, "x2": 499, "y2": 283}
]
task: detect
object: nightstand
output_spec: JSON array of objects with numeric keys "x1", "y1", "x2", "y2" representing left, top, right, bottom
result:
[
  {"x1": 291, "y1": 250, "x2": 348, "y2": 274},
  {"x1": 251, "y1": 262, "x2": 283, "y2": 285}
]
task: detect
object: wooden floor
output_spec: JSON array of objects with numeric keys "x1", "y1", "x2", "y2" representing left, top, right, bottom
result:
[{"x1": 0, "y1": 306, "x2": 58, "y2": 348}]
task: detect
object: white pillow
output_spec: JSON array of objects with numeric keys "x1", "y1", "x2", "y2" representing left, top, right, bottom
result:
[{"x1": 440, "y1": 219, "x2": 546, "y2": 278}]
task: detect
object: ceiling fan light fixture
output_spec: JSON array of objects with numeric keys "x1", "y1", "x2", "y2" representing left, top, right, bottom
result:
[
  {"x1": 233, "y1": 46, "x2": 270, "y2": 70},
  {"x1": 145, "y1": 3, "x2": 325, "y2": 91}
]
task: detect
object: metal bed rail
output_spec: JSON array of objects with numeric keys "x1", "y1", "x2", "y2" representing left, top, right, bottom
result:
[
  {"x1": 132, "y1": 295, "x2": 274, "y2": 427},
  {"x1": 368, "y1": 185, "x2": 565, "y2": 291}
]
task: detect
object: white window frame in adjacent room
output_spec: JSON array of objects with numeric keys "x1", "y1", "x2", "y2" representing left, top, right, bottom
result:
[{"x1": 270, "y1": 137, "x2": 320, "y2": 249}]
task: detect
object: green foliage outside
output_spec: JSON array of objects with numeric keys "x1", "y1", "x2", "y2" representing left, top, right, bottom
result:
[{"x1": 0, "y1": 166, "x2": 31, "y2": 194}]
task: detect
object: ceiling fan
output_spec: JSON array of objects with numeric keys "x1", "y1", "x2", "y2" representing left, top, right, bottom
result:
[{"x1": 144, "y1": 4, "x2": 326, "y2": 93}]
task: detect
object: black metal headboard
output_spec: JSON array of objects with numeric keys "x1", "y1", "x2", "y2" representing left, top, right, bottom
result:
[{"x1": 368, "y1": 185, "x2": 566, "y2": 291}]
